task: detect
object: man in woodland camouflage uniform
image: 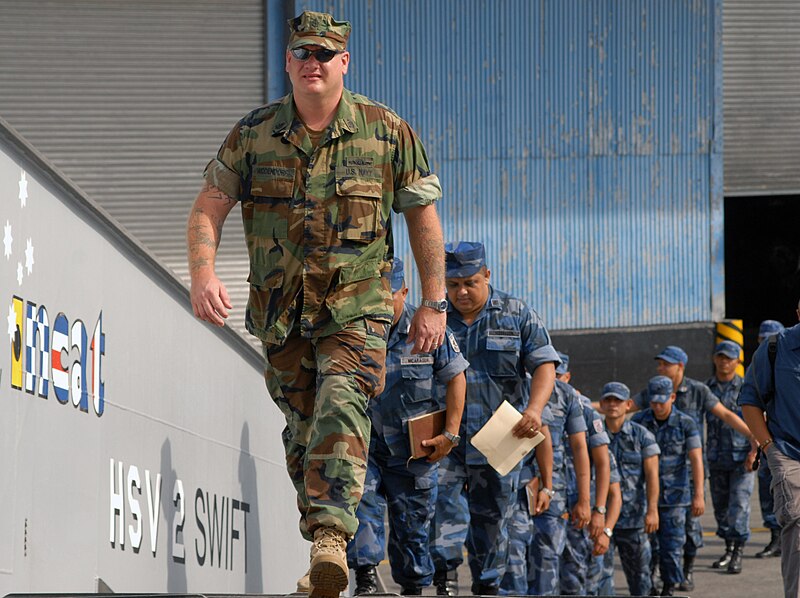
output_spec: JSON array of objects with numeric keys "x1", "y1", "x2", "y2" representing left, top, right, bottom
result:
[{"x1": 186, "y1": 10, "x2": 447, "y2": 598}]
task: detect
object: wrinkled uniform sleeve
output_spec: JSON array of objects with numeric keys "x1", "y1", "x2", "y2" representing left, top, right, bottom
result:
[
  {"x1": 392, "y1": 119, "x2": 442, "y2": 213},
  {"x1": 609, "y1": 452, "x2": 621, "y2": 485},
  {"x1": 520, "y1": 305, "x2": 560, "y2": 375},
  {"x1": 585, "y1": 407, "x2": 610, "y2": 449},
  {"x1": 203, "y1": 120, "x2": 248, "y2": 201},
  {"x1": 565, "y1": 390, "x2": 589, "y2": 436},
  {"x1": 433, "y1": 328, "x2": 470, "y2": 384},
  {"x1": 700, "y1": 383, "x2": 720, "y2": 412},
  {"x1": 641, "y1": 427, "x2": 661, "y2": 458},
  {"x1": 684, "y1": 417, "x2": 702, "y2": 451},
  {"x1": 739, "y1": 341, "x2": 770, "y2": 410}
]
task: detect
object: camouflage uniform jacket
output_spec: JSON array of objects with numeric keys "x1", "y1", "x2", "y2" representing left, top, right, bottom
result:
[
  {"x1": 369, "y1": 303, "x2": 469, "y2": 462},
  {"x1": 540, "y1": 379, "x2": 587, "y2": 515},
  {"x1": 564, "y1": 394, "x2": 613, "y2": 507},
  {"x1": 705, "y1": 374, "x2": 750, "y2": 467},
  {"x1": 446, "y1": 285, "x2": 560, "y2": 465},
  {"x1": 631, "y1": 407, "x2": 701, "y2": 508},
  {"x1": 204, "y1": 88, "x2": 442, "y2": 345},
  {"x1": 606, "y1": 419, "x2": 660, "y2": 529}
]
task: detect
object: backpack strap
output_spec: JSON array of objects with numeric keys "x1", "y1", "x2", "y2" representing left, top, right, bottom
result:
[{"x1": 764, "y1": 335, "x2": 779, "y2": 405}]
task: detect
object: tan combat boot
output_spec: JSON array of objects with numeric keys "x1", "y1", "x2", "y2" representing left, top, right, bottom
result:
[
  {"x1": 309, "y1": 527, "x2": 349, "y2": 598},
  {"x1": 296, "y1": 569, "x2": 311, "y2": 594}
]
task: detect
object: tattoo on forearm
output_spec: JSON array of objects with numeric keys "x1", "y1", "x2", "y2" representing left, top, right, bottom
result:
[{"x1": 187, "y1": 183, "x2": 233, "y2": 274}]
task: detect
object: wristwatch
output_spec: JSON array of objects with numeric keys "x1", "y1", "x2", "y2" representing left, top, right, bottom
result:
[
  {"x1": 420, "y1": 298, "x2": 448, "y2": 313},
  {"x1": 539, "y1": 487, "x2": 556, "y2": 499},
  {"x1": 592, "y1": 505, "x2": 607, "y2": 515},
  {"x1": 442, "y1": 430, "x2": 461, "y2": 446},
  {"x1": 603, "y1": 527, "x2": 613, "y2": 539}
]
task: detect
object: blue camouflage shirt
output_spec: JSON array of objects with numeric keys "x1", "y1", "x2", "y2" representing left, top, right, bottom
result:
[
  {"x1": 705, "y1": 374, "x2": 750, "y2": 467},
  {"x1": 632, "y1": 407, "x2": 701, "y2": 507},
  {"x1": 368, "y1": 303, "x2": 469, "y2": 463},
  {"x1": 739, "y1": 323, "x2": 800, "y2": 462},
  {"x1": 565, "y1": 395, "x2": 612, "y2": 508},
  {"x1": 446, "y1": 285, "x2": 559, "y2": 465},
  {"x1": 606, "y1": 419, "x2": 661, "y2": 529},
  {"x1": 539, "y1": 379, "x2": 587, "y2": 516}
]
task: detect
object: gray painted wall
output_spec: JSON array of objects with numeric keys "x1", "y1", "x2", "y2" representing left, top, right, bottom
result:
[{"x1": 0, "y1": 140, "x2": 305, "y2": 593}]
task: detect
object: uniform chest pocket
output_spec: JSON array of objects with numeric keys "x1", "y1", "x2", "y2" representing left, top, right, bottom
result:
[
  {"x1": 620, "y1": 449, "x2": 642, "y2": 467},
  {"x1": 485, "y1": 332, "x2": 521, "y2": 378},
  {"x1": 400, "y1": 359, "x2": 434, "y2": 400},
  {"x1": 335, "y1": 166, "x2": 383, "y2": 242},
  {"x1": 249, "y1": 166, "x2": 296, "y2": 239}
]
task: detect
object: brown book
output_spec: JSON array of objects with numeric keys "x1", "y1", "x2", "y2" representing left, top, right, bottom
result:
[{"x1": 407, "y1": 409, "x2": 446, "y2": 459}]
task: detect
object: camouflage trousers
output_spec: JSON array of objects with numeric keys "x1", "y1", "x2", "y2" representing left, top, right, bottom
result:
[
  {"x1": 263, "y1": 318, "x2": 388, "y2": 540},
  {"x1": 614, "y1": 528, "x2": 652, "y2": 596},
  {"x1": 528, "y1": 510, "x2": 568, "y2": 596},
  {"x1": 709, "y1": 465, "x2": 755, "y2": 543},
  {"x1": 651, "y1": 506, "x2": 687, "y2": 585},
  {"x1": 683, "y1": 507, "x2": 704, "y2": 558},
  {"x1": 759, "y1": 457, "x2": 781, "y2": 530},
  {"x1": 499, "y1": 488, "x2": 534, "y2": 595},
  {"x1": 430, "y1": 446, "x2": 520, "y2": 588},
  {"x1": 560, "y1": 524, "x2": 597, "y2": 595},
  {"x1": 593, "y1": 547, "x2": 614, "y2": 596},
  {"x1": 347, "y1": 435, "x2": 439, "y2": 588}
]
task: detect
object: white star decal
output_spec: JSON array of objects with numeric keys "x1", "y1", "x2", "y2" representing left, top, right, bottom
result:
[
  {"x1": 3, "y1": 220, "x2": 11, "y2": 259},
  {"x1": 19, "y1": 171, "x2": 28, "y2": 207},
  {"x1": 6, "y1": 304, "x2": 16, "y2": 341},
  {"x1": 25, "y1": 238, "x2": 34, "y2": 274},
  {"x1": 17, "y1": 262, "x2": 23, "y2": 286}
]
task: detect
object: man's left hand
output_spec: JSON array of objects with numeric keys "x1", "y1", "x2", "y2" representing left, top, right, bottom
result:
[
  {"x1": 407, "y1": 309, "x2": 446, "y2": 354},
  {"x1": 593, "y1": 534, "x2": 610, "y2": 556}
]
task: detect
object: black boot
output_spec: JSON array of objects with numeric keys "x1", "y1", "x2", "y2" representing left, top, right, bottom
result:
[
  {"x1": 470, "y1": 583, "x2": 498, "y2": 595},
  {"x1": 660, "y1": 582, "x2": 675, "y2": 596},
  {"x1": 678, "y1": 554, "x2": 695, "y2": 592},
  {"x1": 712, "y1": 540, "x2": 734, "y2": 569},
  {"x1": 401, "y1": 587, "x2": 422, "y2": 596},
  {"x1": 434, "y1": 569, "x2": 458, "y2": 596},
  {"x1": 756, "y1": 529, "x2": 782, "y2": 558},
  {"x1": 354, "y1": 565, "x2": 378, "y2": 595},
  {"x1": 727, "y1": 542, "x2": 744, "y2": 574}
]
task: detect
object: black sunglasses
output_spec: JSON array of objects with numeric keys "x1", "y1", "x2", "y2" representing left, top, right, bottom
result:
[{"x1": 290, "y1": 47, "x2": 342, "y2": 63}]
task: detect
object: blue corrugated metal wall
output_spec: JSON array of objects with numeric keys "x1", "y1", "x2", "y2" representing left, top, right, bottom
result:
[{"x1": 293, "y1": 0, "x2": 721, "y2": 330}]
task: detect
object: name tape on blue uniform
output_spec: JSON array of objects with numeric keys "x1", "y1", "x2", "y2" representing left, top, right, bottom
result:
[{"x1": 400, "y1": 355, "x2": 434, "y2": 366}]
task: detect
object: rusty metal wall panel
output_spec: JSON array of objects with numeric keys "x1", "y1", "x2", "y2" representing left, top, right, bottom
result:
[
  {"x1": 724, "y1": 0, "x2": 800, "y2": 195},
  {"x1": 308, "y1": 0, "x2": 720, "y2": 329}
]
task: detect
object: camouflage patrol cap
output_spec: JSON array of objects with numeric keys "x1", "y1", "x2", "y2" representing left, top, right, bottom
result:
[
  {"x1": 714, "y1": 340, "x2": 741, "y2": 359},
  {"x1": 391, "y1": 257, "x2": 405, "y2": 293},
  {"x1": 287, "y1": 11, "x2": 351, "y2": 51},
  {"x1": 647, "y1": 375, "x2": 674, "y2": 404},
  {"x1": 601, "y1": 381, "x2": 630, "y2": 401},
  {"x1": 758, "y1": 319, "x2": 784, "y2": 342},
  {"x1": 445, "y1": 241, "x2": 486, "y2": 278},
  {"x1": 555, "y1": 351, "x2": 570, "y2": 375},
  {"x1": 654, "y1": 345, "x2": 688, "y2": 366}
]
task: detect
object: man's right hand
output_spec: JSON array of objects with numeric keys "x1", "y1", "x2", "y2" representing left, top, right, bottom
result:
[{"x1": 191, "y1": 271, "x2": 232, "y2": 327}]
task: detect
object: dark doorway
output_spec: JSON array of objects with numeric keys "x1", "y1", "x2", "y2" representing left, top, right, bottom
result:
[{"x1": 725, "y1": 194, "x2": 800, "y2": 358}]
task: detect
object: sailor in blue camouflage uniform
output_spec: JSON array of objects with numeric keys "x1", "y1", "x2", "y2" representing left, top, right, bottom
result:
[
  {"x1": 347, "y1": 258, "x2": 468, "y2": 595},
  {"x1": 556, "y1": 354, "x2": 612, "y2": 596},
  {"x1": 633, "y1": 345, "x2": 752, "y2": 591},
  {"x1": 601, "y1": 382, "x2": 661, "y2": 596},
  {"x1": 705, "y1": 340, "x2": 757, "y2": 575},
  {"x1": 528, "y1": 378, "x2": 591, "y2": 595},
  {"x1": 430, "y1": 241, "x2": 559, "y2": 596},
  {"x1": 632, "y1": 376, "x2": 704, "y2": 597},
  {"x1": 754, "y1": 319, "x2": 786, "y2": 559}
]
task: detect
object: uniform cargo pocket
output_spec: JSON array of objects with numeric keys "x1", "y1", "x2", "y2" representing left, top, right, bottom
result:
[
  {"x1": 247, "y1": 264, "x2": 284, "y2": 290},
  {"x1": 335, "y1": 168, "x2": 383, "y2": 242},
  {"x1": 486, "y1": 332, "x2": 521, "y2": 377},
  {"x1": 400, "y1": 362, "x2": 434, "y2": 399},
  {"x1": 250, "y1": 166, "x2": 295, "y2": 239}
]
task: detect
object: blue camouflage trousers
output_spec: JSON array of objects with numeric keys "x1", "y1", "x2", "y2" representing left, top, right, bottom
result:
[
  {"x1": 759, "y1": 458, "x2": 781, "y2": 530},
  {"x1": 709, "y1": 465, "x2": 755, "y2": 543},
  {"x1": 430, "y1": 448, "x2": 519, "y2": 589},
  {"x1": 651, "y1": 506, "x2": 687, "y2": 585},
  {"x1": 614, "y1": 528, "x2": 653, "y2": 596},
  {"x1": 528, "y1": 510, "x2": 568, "y2": 596},
  {"x1": 560, "y1": 524, "x2": 593, "y2": 595},
  {"x1": 347, "y1": 436, "x2": 438, "y2": 588},
  {"x1": 499, "y1": 488, "x2": 534, "y2": 595},
  {"x1": 683, "y1": 509, "x2": 704, "y2": 558},
  {"x1": 594, "y1": 547, "x2": 614, "y2": 596}
]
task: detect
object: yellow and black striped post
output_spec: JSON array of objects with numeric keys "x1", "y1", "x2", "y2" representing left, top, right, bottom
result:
[{"x1": 716, "y1": 319, "x2": 745, "y2": 377}]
